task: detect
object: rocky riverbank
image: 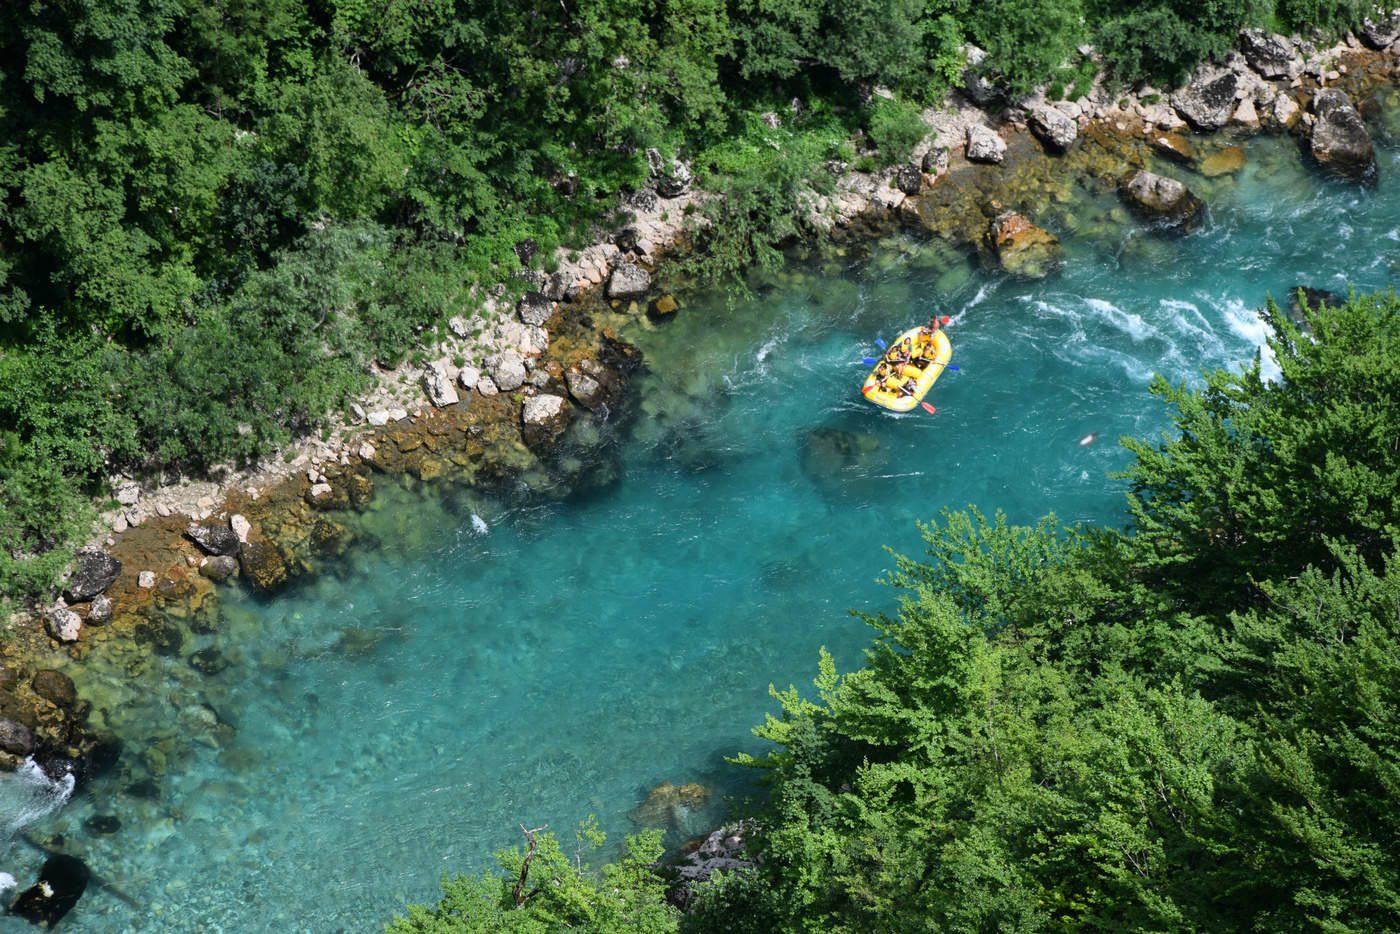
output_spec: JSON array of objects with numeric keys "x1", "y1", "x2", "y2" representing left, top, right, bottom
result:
[{"x1": 1, "y1": 24, "x2": 1398, "y2": 909}]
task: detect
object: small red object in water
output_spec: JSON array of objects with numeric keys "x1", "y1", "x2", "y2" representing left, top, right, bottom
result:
[
  {"x1": 921, "y1": 402, "x2": 936, "y2": 414},
  {"x1": 940, "y1": 316, "x2": 950, "y2": 325}
]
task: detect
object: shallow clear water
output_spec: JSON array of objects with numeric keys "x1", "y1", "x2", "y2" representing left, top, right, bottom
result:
[{"x1": 7, "y1": 129, "x2": 1400, "y2": 932}]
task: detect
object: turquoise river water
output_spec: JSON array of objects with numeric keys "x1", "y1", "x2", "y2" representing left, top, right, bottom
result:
[{"x1": 3, "y1": 121, "x2": 1400, "y2": 932}]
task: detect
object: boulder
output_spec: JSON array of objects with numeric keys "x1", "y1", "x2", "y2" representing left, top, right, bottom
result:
[
  {"x1": 1239, "y1": 28, "x2": 1302, "y2": 78},
  {"x1": 62, "y1": 550, "x2": 121, "y2": 602},
  {"x1": 607, "y1": 262, "x2": 651, "y2": 301},
  {"x1": 1310, "y1": 88, "x2": 1377, "y2": 183},
  {"x1": 85, "y1": 594, "x2": 112, "y2": 625},
  {"x1": 486, "y1": 350, "x2": 527, "y2": 392},
  {"x1": 628, "y1": 780, "x2": 710, "y2": 828},
  {"x1": 0, "y1": 716, "x2": 35, "y2": 757},
  {"x1": 31, "y1": 670, "x2": 77, "y2": 709},
  {"x1": 230, "y1": 514, "x2": 251, "y2": 542},
  {"x1": 965, "y1": 125, "x2": 1007, "y2": 164},
  {"x1": 1272, "y1": 92, "x2": 1300, "y2": 129},
  {"x1": 46, "y1": 606, "x2": 82, "y2": 643},
  {"x1": 186, "y1": 522, "x2": 241, "y2": 557},
  {"x1": 114, "y1": 481, "x2": 141, "y2": 506},
  {"x1": 517, "y1": 290, "x2": 554, "y2": 326},
  {"x1": 521, "y1": 393, "x2": 572, "y2": 452},
  {"x1": 10, "y1": 855, "x2": 89, "y2": 928},
  {"x1": 1171, "y1": 69, "x2": 1239, "y2": 130},
  {"x1": 959, "y1": 44, "x2": 1002, "y2": 105},
  {"x1": 986, "y1": 211, "x2": 1062, "y2": 279},
  {"x1": 1120, "y1": 170, "x2": 1206, "y2": 233},
  {"x1": 1361, "y1": 9, "x2": 1400, "y2": 48},
  {"x1": 238, "y1": 539, "x2": 289, "y2": 594},
  {"x1": 198, "y1": 554, "x2": 238, "y2": 582},
  {"x1": 645, "y1": 148, "x2": 692, "y2": 198},
  {"x1": 1028, "y1": 104, "x2": 1078, "y2": 153},
  {"x1": 894, "y1": 163, "x2": 923, "y2": 195},
  {"x1": 420, "y1": 361, "x2": 460, "y2": 408},
  {"x1": 921, "y1": 147, "x2": 949, "y2": 175},
  {"x1": 566, "y1": 367, "x2": 607, "y2": 411}
]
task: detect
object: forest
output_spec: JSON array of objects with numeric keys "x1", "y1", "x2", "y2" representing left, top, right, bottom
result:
[
  {"x1": 390, "y1": 291, "x2": 1400, "y2": 932},
  {"x1": 0, "y1": 0, "x2": 1379, "y2": 606}
]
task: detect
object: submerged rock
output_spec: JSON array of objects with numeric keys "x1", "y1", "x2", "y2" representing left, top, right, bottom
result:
[
  {"x1": 0, "y1": 717, "x2": 35, "y2": 757},
  {"x1": 985, "y1": 211, "x2": 1062, "y2": 279},
  {"x1": 1120, "y1": 170, "x2": 1206, "y2": 233},
  {"x1": 31, "y1": 670, "x2": 77, "y2": 710},
  {"x1": 238, "y1": 539, "x2": 289, "y2": 594},
  {"x1": 1310, "y1": 88, "x2": 1377, "y2": 184},
  {"x1": 628, "y1": 780, "x2": 709, "y2": 828},
  {"x1": 10, "y1": 855, "x2": 89, "y2": 927},
  {"x1": 1199, "y1": 146, "x2": 1246, "y2": 178}
]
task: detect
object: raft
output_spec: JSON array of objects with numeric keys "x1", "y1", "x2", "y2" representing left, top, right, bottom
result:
[{"x1": 860, "y1": 326, "x2": 952, "y2": 412}]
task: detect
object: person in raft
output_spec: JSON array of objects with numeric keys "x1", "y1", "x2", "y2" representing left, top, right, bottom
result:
[{"x1": 914, "y1": 315, "x2": 951, "y2": 366}]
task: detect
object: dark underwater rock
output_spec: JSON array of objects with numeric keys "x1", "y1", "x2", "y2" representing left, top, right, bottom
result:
[
  {"x1": 30, "y1": 671, "x2": 76, "y2": 710},
  {"x1": 10, "y1": 854, "x2": 89, "y2": 927},
  {"x1": 986, "y1": 211, "x2": 1062, "y2": 279}
]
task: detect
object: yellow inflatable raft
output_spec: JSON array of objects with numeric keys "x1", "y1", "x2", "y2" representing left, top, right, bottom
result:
[{"x1": 860, "y1": 326, "x2": 952, "y2": 412}]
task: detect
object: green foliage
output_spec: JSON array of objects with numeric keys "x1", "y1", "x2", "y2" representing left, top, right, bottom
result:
[
  {"x1": 1118, "y1": 290, "x2": 1400, "y2": 614},
  {"x1": 968, "y1": 0, "x2": 1087, "y2": 98},
  {"x1": 1273, "y1": 0, "x2": 1369, "y2": 37},
  {"x1": 1091, "y1": 0, "x2": 1269, "y2": 86},
  {"x1": 866, "y1": 97, "x2": 927, "y2": 166},
  {"x1": 388, "y1": 820, "x2": 679, "y2": 933},
  {"x1": 694, "y1": 293, "x2": 1400, "y2": 934}
]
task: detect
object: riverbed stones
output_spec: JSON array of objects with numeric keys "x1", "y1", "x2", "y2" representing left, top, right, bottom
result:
[
  {"x1": 62, "y1": 550, "x2": 121, "y2": 603},
  {"x1": 985, "y1": 211, "x2": 1062, "y2": 279},
  {"x1": 1028, "y1": 104, "x2": 1078, "y2": 153},
  {"x1": 46, "y1": 605, "x2": 82, "y2": 643},
  {"x1": 1310, "y1": 88, "x2": 1377, "y2": 183},
  {"x1": 1239, "y1": 28, "x2": 1303, "y2": 79},
  {"x1": 1172, "y1": 68, "x2": 1239, "y2": 131},
  {"x1": 965, "y1": 124, "x2": 1007, "y2": 163},
  {"x1": 1120, "y1": 170, "x2": 1206, "y2": 233},
  {"x1": 607, "y1": 262, "x2": 651, "y2": 301},
  {"x1": 566, "y1": 363, "x2": 608, "y2": 411},
  {"x1": 186, "y1": 522, "x2": 241, "y2": 557}
]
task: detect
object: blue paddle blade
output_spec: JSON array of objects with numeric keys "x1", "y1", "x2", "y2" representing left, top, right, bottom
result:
[
  {"x1": 874, "y1": 338, "x2": 887, "y2": 350},
  {"x1": 862, "y1": 358, "x2": 878, "y2": 365},
  {"x1": 946, "y1": 364, "x2": 959, "y2": 371}
]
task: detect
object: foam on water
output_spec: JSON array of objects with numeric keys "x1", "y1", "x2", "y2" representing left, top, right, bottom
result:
[{"x1": 3, "y1": 134, "x2": 1398, "y2": 934}]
